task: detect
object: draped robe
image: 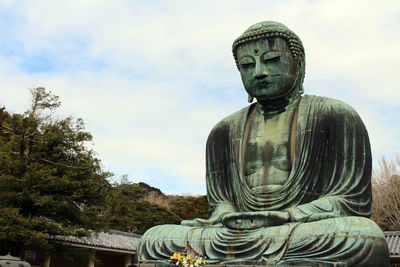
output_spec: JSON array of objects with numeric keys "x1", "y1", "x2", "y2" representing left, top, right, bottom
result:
[{"x1": 137, "y1": 95, "x2": 389, "y2": 266}]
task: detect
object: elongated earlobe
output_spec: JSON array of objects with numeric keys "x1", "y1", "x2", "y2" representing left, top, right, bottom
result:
[{"x1": 248, "y1": 94, "x2": 254, "y2": 103}]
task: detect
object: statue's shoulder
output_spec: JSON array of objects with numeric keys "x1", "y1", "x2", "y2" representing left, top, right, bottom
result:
[
  {"x1": 211, "y1": 105, "x2": 251, "y2": 130},
  {"x1": 302, "y1": 94, "x2": 358, "y2": 115},
  {"x1": 207, "y1": 104, "x2": 252, "y2": 139}
]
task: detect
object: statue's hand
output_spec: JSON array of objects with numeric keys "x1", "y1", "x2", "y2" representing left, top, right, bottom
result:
[
  {"x1": 221, "y1": 211, "x2": 290, "y2": 230},
  {"x1": 181, "y1": 203, "x2": 237, "y2": 227},
  {"x1": 181, "y1": 217, "x2": 222, "y2": 227}
]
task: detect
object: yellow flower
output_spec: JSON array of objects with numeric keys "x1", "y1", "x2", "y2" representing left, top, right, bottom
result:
[
  {"x1": 171, "y1": 253, "x2": 183, "y2": 260},
  {"x1": 171, "y1": 250, "x2": 205, "y2": 266}
]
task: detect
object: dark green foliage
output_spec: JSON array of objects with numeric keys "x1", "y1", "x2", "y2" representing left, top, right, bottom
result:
[{"x1": 0, "y1": 88, "x2": 112, "y2": 254}]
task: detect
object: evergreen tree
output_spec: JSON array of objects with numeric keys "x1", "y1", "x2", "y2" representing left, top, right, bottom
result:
[{"x1": 0, "y1": 88, "x2": 112, "y2": 255}]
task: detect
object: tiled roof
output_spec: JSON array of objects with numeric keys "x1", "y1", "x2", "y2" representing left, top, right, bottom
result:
[
  {"x1": 51, "y1": 230, "x2": 398, "y2": 256},
  {"x1": 385, "y1": 231, "x2": 400, "y2": 256},
  {"x1": 50, "y1": 230, "x2": 141, "y2": 253}
]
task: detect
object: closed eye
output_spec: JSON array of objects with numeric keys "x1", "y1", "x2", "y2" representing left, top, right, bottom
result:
[
  {"x1": 263, "y1": 55, "x2": 280, "y2": 63},
  {"x1": 240, "y1": 62, "x2": 255, "y2": 69}
]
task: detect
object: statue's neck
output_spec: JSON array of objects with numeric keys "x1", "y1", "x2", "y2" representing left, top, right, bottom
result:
[{"x1": 256, "y1": 90, "x2": 300, "y2": 117}]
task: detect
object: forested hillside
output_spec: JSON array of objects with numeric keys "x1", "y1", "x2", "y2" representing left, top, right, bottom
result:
[{"x1": 105, "y1": 181, "x2": 208, "y2": 235}]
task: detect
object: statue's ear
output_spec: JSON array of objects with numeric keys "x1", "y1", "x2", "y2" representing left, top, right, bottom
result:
[
  {"x1": 296, "y1": 59, "x2": 305, "y2": 95},
  {"x1": 248, "y1": 94, "x2": 254, "y2": 103}
]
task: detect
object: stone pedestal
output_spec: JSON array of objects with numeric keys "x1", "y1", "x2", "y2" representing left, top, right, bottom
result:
[{"x1": 136, "y1": 264, "x2": 312, "y2": 267}]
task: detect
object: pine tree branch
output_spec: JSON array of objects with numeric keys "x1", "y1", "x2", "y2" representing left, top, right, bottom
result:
[{"x1": 39, "y1": 158, "x2": 88, "y2": 170}]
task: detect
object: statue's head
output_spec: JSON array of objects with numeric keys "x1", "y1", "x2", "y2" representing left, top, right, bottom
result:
[{"x1": 232, "y1": 21, "x2": 305, "y2": 102}]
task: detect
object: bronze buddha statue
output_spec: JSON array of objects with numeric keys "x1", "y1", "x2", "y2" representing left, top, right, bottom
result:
[{"x1": 136, "y1": 21, "x2": 389, "y2": 267}]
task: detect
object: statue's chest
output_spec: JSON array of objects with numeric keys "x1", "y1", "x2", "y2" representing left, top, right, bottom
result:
[{"x1": 243, "y1": 107, "x2": 294, "y2": 189}]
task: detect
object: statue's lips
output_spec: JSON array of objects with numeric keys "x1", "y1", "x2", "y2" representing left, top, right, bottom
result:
[
  {"x1": 250, "y1": 80, "x2": 275, "y2": 89},
  {"x1": 250, "y1": 75, "x2": 281, "y2": 88},
  {"x1": 256, "y1": 81, "x2": 271, "y2": 87}
]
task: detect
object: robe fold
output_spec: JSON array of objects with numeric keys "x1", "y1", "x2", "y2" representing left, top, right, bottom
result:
[
  {"x1": 206, "y1": 95, "x2": 371, "y2": 218},
  {"x1": 137, "y1": 95, "x2": 389, "y2": 266}
]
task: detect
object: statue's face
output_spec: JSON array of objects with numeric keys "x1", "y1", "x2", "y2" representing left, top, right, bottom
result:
[{"x1": 236, "y1": 38, "x2": 300, "y2": 100}]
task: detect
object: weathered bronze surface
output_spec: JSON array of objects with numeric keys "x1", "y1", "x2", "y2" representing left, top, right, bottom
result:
[{"x1": 136, "y1": 21, "x2": 390, "y2": 266}]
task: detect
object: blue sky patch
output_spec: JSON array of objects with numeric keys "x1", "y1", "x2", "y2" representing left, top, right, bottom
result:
[{"x1": 19, "y1": 53, "x2": 54, "y2": 73}]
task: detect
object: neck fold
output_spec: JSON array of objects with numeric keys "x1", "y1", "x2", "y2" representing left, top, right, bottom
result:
[{"x1": 256, "y1": 87, "x2": 300, "y2": 117}]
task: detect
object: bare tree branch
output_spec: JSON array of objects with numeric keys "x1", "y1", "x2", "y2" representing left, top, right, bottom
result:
[{"x1": 371, "y1": 155, "x2": 400, "y2": 230}]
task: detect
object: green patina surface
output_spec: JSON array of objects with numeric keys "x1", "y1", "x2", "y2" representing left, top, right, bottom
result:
[{"x1": 136, "y1": 21, "x2": 390, "y2": 267}]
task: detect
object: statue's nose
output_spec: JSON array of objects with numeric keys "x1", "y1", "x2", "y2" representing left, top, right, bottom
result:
[{"x1": 253, "y1": 62, "x2": 267, "y2": 79}]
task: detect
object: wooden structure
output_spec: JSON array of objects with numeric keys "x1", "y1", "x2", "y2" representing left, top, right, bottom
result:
[
  {"x1": 24, "y1": 230, "x2": 140, "y2": 267},
  {"x1": 385, "y1": 231, "x2": 400, "y2": 266}
]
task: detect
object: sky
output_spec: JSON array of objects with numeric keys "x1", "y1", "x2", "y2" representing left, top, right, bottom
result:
[{"x1": 0, "y1": 0, "x2": 399, "y2": 195}]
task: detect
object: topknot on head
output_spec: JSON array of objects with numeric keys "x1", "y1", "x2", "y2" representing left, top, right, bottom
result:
[{"x1": 232, "y1": 21, "x2": 305, "y2": 69}]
